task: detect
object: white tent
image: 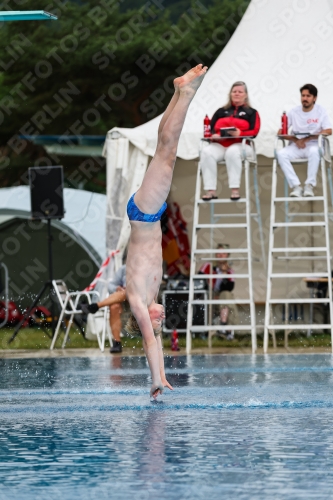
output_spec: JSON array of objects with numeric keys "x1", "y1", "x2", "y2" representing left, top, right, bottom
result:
[
  {"x1": 104, "y1": 0, "x2": 333, "y2": 274},
  {"x1": 0, "y1": 186, "x2": 106, "y2": 264},
  {"x1": 0, "y1": 186, "x2": 109, "y2": 304}
]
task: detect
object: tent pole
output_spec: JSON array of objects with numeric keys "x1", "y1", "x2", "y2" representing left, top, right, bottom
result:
[
  {"x1": 47, "y1": 219, "x2": 55, "y2": 336},
  {"x1": 8, "y1": 219, "x2": 56, "y2": 344}
]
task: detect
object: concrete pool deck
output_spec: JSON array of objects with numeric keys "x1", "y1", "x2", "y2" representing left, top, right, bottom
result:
[{"x1": 0, "y1": 346, "x2": 332, "y2": 358}]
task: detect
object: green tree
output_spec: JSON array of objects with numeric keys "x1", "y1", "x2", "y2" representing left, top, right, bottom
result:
[
  {"x1": 0, "y1": 0, "x2": 249, "y2": 134},
  {"x1": 0, "y1": 0, "x2": 249, "y2": 189}
]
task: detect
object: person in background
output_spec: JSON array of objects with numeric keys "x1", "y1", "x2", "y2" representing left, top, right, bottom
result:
[
  {"x1": 201, "y1": 81, "x2": 260, "y2": 201},
  {"x1": 82, "y1": 264, "x2": 126, "y2": 353},
  {"x1": 199, "y1": 243, "x2": 238, "y2": 339},
  {"x1": 214, "y1": 244, "x2": 238, "y2": 339},
  {"x1": 277, "y1": 83, "x2": 332, "y2": 197}
]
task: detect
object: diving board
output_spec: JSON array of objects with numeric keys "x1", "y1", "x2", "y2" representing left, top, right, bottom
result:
[{"x1": 0, "y1": 11, "x2": 57, "y2": 21}]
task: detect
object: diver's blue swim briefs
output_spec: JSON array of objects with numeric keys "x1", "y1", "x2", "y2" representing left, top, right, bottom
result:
[{"x1": 127, "y1": 193, "x2": 167, "y2": 222}]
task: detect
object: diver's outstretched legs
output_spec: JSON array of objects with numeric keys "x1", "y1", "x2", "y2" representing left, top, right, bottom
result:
[{"x1": 135, "y1": 64, "x2": 207, "y2": 214}]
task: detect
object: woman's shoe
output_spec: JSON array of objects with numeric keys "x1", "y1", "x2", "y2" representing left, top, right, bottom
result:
[
  {"x1": 202, "y1": 193, "x2": 218, "y2": 201},
  {"x1": 230, "y1": 189, "x2": 240, "y2": 201}
]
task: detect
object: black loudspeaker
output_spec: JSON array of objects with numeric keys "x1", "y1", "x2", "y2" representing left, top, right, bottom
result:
[
  {"x1": 162, "y1": 290, "x2": 207, "y2": 333},
  {"x1": 29, "y1": 166, "x2": 64, "y2": 220}
]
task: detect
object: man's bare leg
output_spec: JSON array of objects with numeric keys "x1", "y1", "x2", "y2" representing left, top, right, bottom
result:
[
  {"x1": 110, "y1": 303, "x2": 122, "y2": 342},
  {"x1": 82, "y1": 289, "x2": 126, "y2": 321},
  {"x1": 97, "y1": 289, "x2": 126, "y2": 309},
  {"x1": 135, "y1": 64, "x2": 207, "y2": 215}
]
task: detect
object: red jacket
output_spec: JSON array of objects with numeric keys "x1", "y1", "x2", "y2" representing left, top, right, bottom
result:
[{"x1": 211, "y1": 104, "x2": 260, "y2": 147}]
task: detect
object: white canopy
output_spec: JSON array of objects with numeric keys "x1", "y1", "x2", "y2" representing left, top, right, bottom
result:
[
  {"x1": 104, "y1": 0, "x2": 333, "y2": 261},
  {"x1": 106, "y1": 0, "x2": 333, "y2": 160}
]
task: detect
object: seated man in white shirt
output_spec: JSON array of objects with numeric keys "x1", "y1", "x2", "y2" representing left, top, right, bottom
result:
[{"x1": 277, "y1": 84, "x2": 332, "y2": 197}]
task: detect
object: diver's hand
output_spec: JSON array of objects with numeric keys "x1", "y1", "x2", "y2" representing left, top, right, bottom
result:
[
  {"x1": 161, "y1": 378, "x2": 174, "y2": 391},
  {"x1": 150, "y1": 381, "x2": 164, "y2": 399}
]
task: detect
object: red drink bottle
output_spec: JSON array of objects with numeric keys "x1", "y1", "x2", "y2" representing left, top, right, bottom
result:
[
  {"x1": 204, "y1": 115, "x2": 211, "y2": 138},
  {"x1": 171, "y1": 329, "x2": 180, "y2": 351},
  {"x1": 281, "y1": 111, "x2": 288, "y2": 135}
]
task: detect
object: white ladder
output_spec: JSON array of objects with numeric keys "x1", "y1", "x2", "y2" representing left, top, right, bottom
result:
[
  {"x1": 264, "y1": 135, "x2": 333, "y2": 352},
  {"x1": 186, "y1": 138, "x2": 263, "y2": 354}
]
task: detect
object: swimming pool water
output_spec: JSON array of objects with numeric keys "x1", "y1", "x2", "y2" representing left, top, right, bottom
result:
[{"x1": 1, "y1": 354, "x2": 333, "y2": 499}]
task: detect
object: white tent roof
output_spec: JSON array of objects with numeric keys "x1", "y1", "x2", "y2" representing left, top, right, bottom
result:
[
  {"x1": 0, "y1": 186, "x2": 106, "y2": 263},
  {"x1": 107, "y1": 0, "x2": 333, "y2": 159}
]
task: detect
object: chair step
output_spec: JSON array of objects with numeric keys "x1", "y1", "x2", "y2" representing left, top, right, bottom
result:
[
  {"x1": 192, "y1": 274, "x2": 249, "y2": 279},
  {"x1": 272, "y1": 247, "x2": 327, "y2": 252},
  {"x1": 213, "y1": 213, "x2": 246, "y2": 218},
  {"x1": 270, "y1": 272, "x2": 328, "y2": 278},
  {"x1": 197, "y1": 198, "x2": 246, "y2": 204},
  {"x1": 275, "y1": 256, "x2": 328, "y2": 261},
  {"x1": 196, "y1": 223, "x2": 248, "y2": 229},
  {"x1": 267, "y1": 324, "x2": 332, "y2": 330},
  {"x1": 274, "y1": 196, "x2": 324, "y2": 202},
  {"x1": 287, "y1": 212, "x2": 325, "y2": 217},
  {"x1": 190, "y1": 299, "x2": 251, "y2": 305},
  {"x1": 269, "y1": 298, "x2": 329, "y2": 304},
  {"x1": 194, "y1": 249, "x2": 249, "y2": 254},
  {"x1": 273, "y1": 222, "x2": 325, "y2": 227}
]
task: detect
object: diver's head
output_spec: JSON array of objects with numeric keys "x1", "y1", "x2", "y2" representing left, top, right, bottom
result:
[{"x1": 148, "y1": 302, "x2": 165, "y2": 332}]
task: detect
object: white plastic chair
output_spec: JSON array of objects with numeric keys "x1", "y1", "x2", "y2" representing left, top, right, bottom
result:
[
  {"x1": 85, "y1": 305, "x2": 113, "y2": 351},
  {"x1": 50, "y1": 280, "x2": 101, "y2": 350}
]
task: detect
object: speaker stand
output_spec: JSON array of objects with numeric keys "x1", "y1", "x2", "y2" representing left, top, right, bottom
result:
[{"x1": 8, "y1": 219, "x2": 56, "y2": 344}]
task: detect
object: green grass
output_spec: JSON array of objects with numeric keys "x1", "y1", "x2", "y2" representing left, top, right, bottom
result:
[
  {"x1": 0, "y1": 327, "x2": 100, "y2": 350},
  {"x1": 269, "y1": 331, "x2": 332, "y2": 349},
  {"x1": 164, "y1": 332, "x2": 332, "y2": 350},
  {"x1": 0, "y1": 327, "x2": 332, "y2": 351}
]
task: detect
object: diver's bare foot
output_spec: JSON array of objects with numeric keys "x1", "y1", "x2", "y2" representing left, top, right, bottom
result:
[{"x1": 174, "y1": 64, "x2": 208, "y2": 94}]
